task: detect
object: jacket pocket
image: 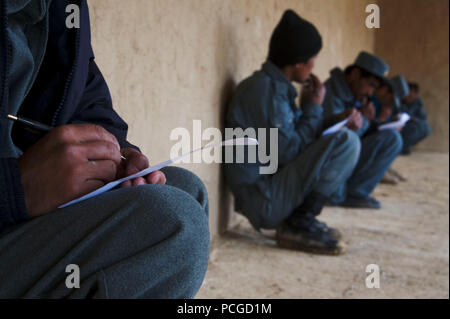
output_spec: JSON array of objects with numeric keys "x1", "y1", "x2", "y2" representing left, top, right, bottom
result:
[{"x1": 270, "y1": 96, "x2": 295, "y2": 129}]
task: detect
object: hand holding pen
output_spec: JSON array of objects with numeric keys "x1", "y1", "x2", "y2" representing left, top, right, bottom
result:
[
  {"x1": 7, "y1": 114, "x2": 126, "y2": 160},
  {"x1": 301, "y1": 73, "x2": 326, "y2": 106},
  {"x1": 8, "y1": 115, "x2": 166, "y2": 217}
]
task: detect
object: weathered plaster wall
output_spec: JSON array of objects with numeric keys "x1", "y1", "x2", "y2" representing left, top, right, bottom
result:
[
  {"x1": 376, "y1": 0, "x2": 449, "y2": 153},
  {"x1": 88, "y1": 0, "x2": 380, "y2": 236}
]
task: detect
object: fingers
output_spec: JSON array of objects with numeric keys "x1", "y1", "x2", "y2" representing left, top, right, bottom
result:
[
  {"x1": 85, "y1": 160, "x2": 118, "y2": 183},
  {"x1": 120, "y1": 180, "x2": 133, "y2": 188},
  {"x1": 53, "y1": 124, "x2": 120, "y2": 151},
  {"x1": 309, "y1": 73, "x2": 319, "y2": 84},
  {"x1": 119, "y1": 171, "x2": 167, "y2": 188},
  {"x1": 310, "y1": 74, "x2": 323, "y2": 89},
  {"x1": 146, "y1": 171, "x2": 167, "y2": 185},
  {"x1": 347, "y1": 109, "x2": 363, "y2": 130},
  {"x1": 132, "y1": 177, "x2": 147, "y2": 186},
  {"x1": 121, "y1": 149, "x2": 150, "y2": 175},
  {"x1": 80, "y1": 141, "x2": 122, "y2": 166}
]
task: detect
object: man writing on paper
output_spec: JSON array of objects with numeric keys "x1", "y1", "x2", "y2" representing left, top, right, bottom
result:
[
  {"x1": 224, "y1": 10, "x2": 362, "y2": 255},
  {"x1": 322, "y1": 52, "x2": 404, "y2": 209},
  {"x1": 0, "y1": 0, "x2": 209, "y2": 298},
  {"x1": 371, "y1": 75, "x2": 410, "y2": 184}
]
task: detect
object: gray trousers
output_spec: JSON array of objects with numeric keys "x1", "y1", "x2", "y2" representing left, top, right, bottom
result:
[
  {"x1": 401, "y1": 119, "x2": 432, "y2": 153},
  {"x1": 235, "y1": 129, "x2": 361, "y2": 230},
  {"x1": 0, "y1": 167, "x2": 210, "y2": 299}
]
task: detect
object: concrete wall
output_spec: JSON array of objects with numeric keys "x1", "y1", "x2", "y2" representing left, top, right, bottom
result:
[
  {"x1": 89, "y1": 0, "x2": 376, "y2": 237},
  {"x1": 88, "y1": 0, "x2": 448, "y2": 237},
  {"x1": 376, "y1": 0, "x2": 449, "y2": 153}
]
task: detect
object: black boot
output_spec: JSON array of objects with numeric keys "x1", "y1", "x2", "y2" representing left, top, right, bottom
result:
[
  {"x1": 287, "y1": 192, "x2": 342, "y2": 240},
  {"x1": 276, "y1": 193, "x2": 345, "y2": 256}
]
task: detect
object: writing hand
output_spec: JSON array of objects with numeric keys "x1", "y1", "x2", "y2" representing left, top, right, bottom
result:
[
  {"x1": 116, "y1": 148, "x2": 166, "y2": 188},
  {"x1": 18, "y1": 124, "x2": 122, "y2": 217}
]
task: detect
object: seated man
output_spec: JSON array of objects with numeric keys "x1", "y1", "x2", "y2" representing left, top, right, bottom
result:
[
  {"x1": 0, "y1": 0, "x2": 209, "y2": 298},
  {"x1": 224, "y1": 10, "x2": 361, "y2": 255},
  {"x1": 371, "y1": 75, "x2": 410, "y2": 184},
  {"x1": 373, "y1": 75, "x2": 410, "y2": 124},
  {"x1": 323, "y1": 52, "x2": 404, "y2": 209},
  {"x1": 400, "y1": 82, "x2": 433, "y2": 154}
]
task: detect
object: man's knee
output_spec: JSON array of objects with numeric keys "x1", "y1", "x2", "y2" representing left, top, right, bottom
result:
[
  {"x1": 161, "y1": 167, "x2": 209, "y2": 216},
  {"x1": 334, "y1": 129, "x2": 361, "y2": 166},
  {"x1": 377, "y1": 129, "x2": 403, "y2": 155},
  {"x1": 132, "y1": 184, "x2": 210, "y2": 247},
  {"x1": 125, "y1": 185, "x2": 210, "y2": 297}
]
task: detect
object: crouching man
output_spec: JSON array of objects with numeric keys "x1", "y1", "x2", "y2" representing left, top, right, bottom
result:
[
  {"x1": 0, "y1": 0, "x2": 209, "y2": 298},
  {"x1": 372, "y1": 75, "x2": 410, "y2": 184},
  {"x1": 322, "y1": 52, "x2": 404, "y2": 209},
  {"x1": 224, "y1": 10, "x2": 361, "y2": 255},
  {"x1": 400, "y1": 83, "x2": 433, "y2": 154}
]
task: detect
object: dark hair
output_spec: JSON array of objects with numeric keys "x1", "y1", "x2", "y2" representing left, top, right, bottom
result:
[
  {"x1": 344, "y1": 65, "x2": 383, "y2": 83},
  {"x1": 408, "y1": 82, "x2": 420, "y2": 93},
  {"x1": 269, "y1": 57, "x2": 309, "y2": 69}
]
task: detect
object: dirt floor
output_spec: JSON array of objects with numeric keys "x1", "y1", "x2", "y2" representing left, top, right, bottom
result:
[{"x1": 196, "y1": 152, "x2": 449, "y2": 299}]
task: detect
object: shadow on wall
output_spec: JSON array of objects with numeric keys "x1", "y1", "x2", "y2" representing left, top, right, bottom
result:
[
  {"x1": 214, "y1": 16, "x2": 238, "y2": 235},
  {"x1": 218, "y1": 77, "x2": 236, "y2": 234}
]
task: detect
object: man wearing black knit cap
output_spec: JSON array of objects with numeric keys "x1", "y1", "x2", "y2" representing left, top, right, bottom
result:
[{"x1": 224, "y1": 10, "x2": 361, "y2": 255}]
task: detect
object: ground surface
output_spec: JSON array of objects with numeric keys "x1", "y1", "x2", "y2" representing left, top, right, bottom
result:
[{"x1": 197, "y1": 152, "x2": 449, "y2": 299}]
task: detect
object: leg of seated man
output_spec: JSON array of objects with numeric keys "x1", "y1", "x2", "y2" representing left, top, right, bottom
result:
[
  {"x1": 236, "y1": 130, "x2": 360, "y2": 255},
  {"x1": 238, "y1": 130, "x2": 360, "y2": 230},
  {"x1": 401, "y1": 120, "x2": 432, "y2": 154},
  {"x1": 343, "y1": 129, "x2": 403, "y2": 208},
  {"x1": 0, "y1": 168, "x2": 209, "y2": 299},
  {"x1": 161, "y1": 166, "x2": 209, "y2": 215}
]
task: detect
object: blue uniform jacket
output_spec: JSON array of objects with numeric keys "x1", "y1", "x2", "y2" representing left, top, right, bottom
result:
[
  {"x1": 0, "y1": 0, "x2": 137, "y2": 231},
  {"x1": 323, "y1": 67, "x2": 370, "y2": 136},
  {"x1": 401, "y1": 97, "x2": 428, "y2": 122},
  {"x1": 224, "y1": 61, "x2": 323, "y2": 206}
]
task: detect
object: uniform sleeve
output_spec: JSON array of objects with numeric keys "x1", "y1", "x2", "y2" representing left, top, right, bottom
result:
[
  {"x1": 266, "y1": 86, "x2": 322, "y2": 165},
  {"x1": 322, "y1": 87, "x2": 369, "y2": 137},
  {"x1": 69, "y1": 59, "x2": 140, "y2": 151},
  {"x1": 295, "y1": 101, "x2": 323, "y2": 145},
  {"x1": 413, "y1": 99, "x2": 428, "y2": 121}
]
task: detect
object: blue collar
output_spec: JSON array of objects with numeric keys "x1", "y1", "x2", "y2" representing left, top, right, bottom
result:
[
  {"x1": 329, "y1": 67, "x2": 357, "y2": 105},
  {"x1": 262, "y1": 60, "x2": 298, "y2": 100},
  {"x1": 6, "y1": 0, "x2": 50, "y2": 24}
]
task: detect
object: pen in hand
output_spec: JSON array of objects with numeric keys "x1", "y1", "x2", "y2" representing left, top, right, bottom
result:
[{"x1": 7, "y1": 114, "x2": 127, "y2": 160}]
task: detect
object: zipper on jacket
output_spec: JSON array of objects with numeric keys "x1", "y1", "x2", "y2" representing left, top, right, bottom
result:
[
  {"x1": 1, "y1": 0, "x2": 12, "y2": 118},
  {"x1": 51, "y1": 23, "x2": 81, "y2": 126}
]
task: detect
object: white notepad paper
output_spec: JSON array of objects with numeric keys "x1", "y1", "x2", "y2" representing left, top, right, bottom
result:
[
  {"x1": 59, "y1": 137, "x2": 258, "y2": 208},
  {"x1": 379, "y1": 113, "x2": 411, "y2": 131}
]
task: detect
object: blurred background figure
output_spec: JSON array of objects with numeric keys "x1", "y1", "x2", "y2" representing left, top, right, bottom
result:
[{"x1": 400, "y1": 83, "x2": 433, "y2": 155}]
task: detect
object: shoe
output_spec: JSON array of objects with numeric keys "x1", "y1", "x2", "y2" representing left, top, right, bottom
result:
[
  {"x1": 389, "y1": 169, "x2": 407, "y2": 182},
  {"x1": 313, "y1": 219, "x2": 343, "y2": 240},
  {"x1": 276, "y1": 222, "x2": 346, "y2": 256},
  {"x1": 339, "y1": 196, "x2": 381, "y2": 209},
  {"x1": 380, "y1": 170, "x2": 399, "y2": 185},
  {"x1": 288, "y1": 211, "x2": 343, "y2": 240}
]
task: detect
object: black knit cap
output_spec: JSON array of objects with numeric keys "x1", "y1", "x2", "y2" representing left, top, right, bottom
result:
[{"x1": 269, "y1": 9, "x2": 323, "y2": 68}]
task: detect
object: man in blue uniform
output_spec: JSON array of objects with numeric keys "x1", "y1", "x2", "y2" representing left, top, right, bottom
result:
[
  {"x1": 224, "y1": 10, "x2": 362, "y2": 255},
  {"x1": 323, "y1": 52, "x2": 403, "y2": 209},
  {"x1": 372, "y1": 75, "x2": 410, "y2": 184},
  {"x1": 400, "y1": 83, "x2": 433, "y2": 154},
  {"x1": 0, "y1": 0, "x2": 209, "y2": 298}
]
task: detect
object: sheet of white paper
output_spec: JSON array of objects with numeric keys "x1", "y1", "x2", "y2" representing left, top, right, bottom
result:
[
  {"x1": 59, "y1": 138, "x2": 259, "y2": 208},
  {"x1": 379, "y1": 113, "x2": 411, "y2": 131},
  {"x1": 322, "y1": 119, "x2": 349, "y2": 136}
]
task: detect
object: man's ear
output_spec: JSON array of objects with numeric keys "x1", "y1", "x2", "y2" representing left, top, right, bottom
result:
[{"x1": 294, "y1": 63, "x2": 305, "y2": 71}]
